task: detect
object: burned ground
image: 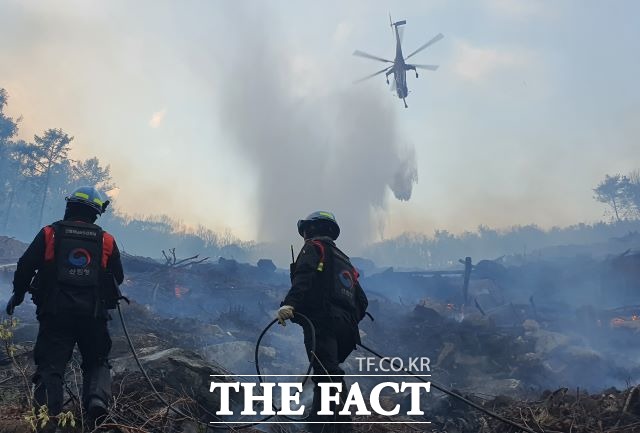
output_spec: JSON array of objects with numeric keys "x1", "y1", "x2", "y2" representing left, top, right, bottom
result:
[{"x1": 1, "y1": 236, "x2": 640, "y2": 432}]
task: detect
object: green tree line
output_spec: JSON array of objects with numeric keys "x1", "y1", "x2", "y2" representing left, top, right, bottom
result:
[
  {"x1": 2, "y1": 87, "x2": 637, "y2": 267},
  {"x1": 0, "y1": 89, "x2": 113, "y2": 237}
]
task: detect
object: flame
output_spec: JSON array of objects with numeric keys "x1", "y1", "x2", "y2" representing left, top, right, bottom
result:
[
  {"x1": 610, "y1": 315, "x2": 640, "y2": 328},
  {"x1": 611, "y1": 317, "x2": 626, "y2": 327},
  {"x1": 609, "y1": 314, "x2": 640, "y2": 328},
  {"x1": 174, "y1": 286, "x2": 189, "y2": 298}
]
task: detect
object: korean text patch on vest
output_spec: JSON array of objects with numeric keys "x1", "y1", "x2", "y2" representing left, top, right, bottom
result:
[
  {"x1": 329, "y1": 246, "x2": 358, "y2": 312},
  {"x1": 54, "y1": 221, "x2": 102, "y2": 287}
]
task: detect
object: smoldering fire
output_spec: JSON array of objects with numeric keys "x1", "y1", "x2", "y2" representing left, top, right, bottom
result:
[{"x1": 209, "y1": 381, "x2": 431, "y2": 417}]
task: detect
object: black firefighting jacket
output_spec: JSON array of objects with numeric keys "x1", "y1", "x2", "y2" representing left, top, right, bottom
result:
[
  {"x1": 12, "y1": 216, "x2": 124, "y2": 318},
  {"x1": 283, "y1": 236, "x2": 368, "y2": 325}
]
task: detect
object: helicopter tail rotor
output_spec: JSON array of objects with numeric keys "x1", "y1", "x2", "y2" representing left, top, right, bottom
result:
[{"x1": 389, "y1": 13, "x2": 407, "y2": 29}]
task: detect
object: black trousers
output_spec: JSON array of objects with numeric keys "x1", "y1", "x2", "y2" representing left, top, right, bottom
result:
[
  {"x1": 33, "y1": 314, "x2": 112, "y2": 415},
  {"x1": 302, "y1": 318, "x2": 357, "y2": 433}
]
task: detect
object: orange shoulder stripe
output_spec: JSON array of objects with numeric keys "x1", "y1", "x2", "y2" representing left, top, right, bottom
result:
[
  {"x1": 102, "y1": 232, "x2": 115, "y2": 268},
  {"x1": 43, "y1": 226, "x2": 55, "y2": 262}
]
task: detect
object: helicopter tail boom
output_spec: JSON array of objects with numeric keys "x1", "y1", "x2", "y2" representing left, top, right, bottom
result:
[{"x1": 389, "y1": 13, "x2": 406, "y2": 29}]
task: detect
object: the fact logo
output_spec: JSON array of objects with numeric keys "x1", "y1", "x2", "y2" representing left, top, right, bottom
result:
[
  {"x1": 208, "y1": 357, "x2": 432, "y2": 424},
  {"x1": 209, "y1": 380, "x2": 431, "y2": 419}
]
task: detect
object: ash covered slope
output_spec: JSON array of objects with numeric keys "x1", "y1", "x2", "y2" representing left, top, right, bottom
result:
[{"x1": 2, "y1": 238, "x2": 640, "y2": 431}]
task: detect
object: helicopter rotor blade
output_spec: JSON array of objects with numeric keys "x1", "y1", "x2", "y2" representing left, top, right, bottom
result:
[
  {"x1": 410, "y1": 64, "x2": 439, "y2": 71},
  {"x1": 353, "y1": 50, "x2": 393, "y2": 63},
  {"x1": 354, "y1": 66, "x2": 392, "y2": 84},
  {"x1": 404, "y1": 33, "x2": 444, "y2": 60}
]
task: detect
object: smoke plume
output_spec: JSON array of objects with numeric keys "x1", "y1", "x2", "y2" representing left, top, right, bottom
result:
[{"x1": 212, "y1": 7, "x2": 418, "y2": 251}]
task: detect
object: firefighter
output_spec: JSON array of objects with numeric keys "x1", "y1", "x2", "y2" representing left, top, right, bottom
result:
[
  {"x1": 277, "y1": 211, "x2": 368, "y2": 433},
  {"x1": 5, "y1": 186, "x2": 124, "y2": 428}
]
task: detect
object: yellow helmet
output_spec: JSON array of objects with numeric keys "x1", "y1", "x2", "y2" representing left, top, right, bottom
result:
[{"x1": 66, "y1": 186, "x2": 109, "y2": 214}]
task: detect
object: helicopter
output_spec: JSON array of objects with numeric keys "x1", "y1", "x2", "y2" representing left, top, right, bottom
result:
[{"x1": 353, "y1": 16, "x2": 443, "y2": 108}]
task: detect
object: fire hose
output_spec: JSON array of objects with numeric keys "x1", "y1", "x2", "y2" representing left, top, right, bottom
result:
[
  {"x1": 118, "y1": 303, "x2": 536, "y2": 432},
  {"x1": 255, "y1": 314, "x2": 536, "y2": 433},
  {"x1": 117, "y1": 304, "x2": 317, "y2": 430},
  {"x1": 355, "y1": 342, "x2": 536, "y2": 433}
]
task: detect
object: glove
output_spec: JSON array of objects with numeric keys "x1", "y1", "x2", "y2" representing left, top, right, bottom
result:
[
  {"x1": 5, "y1": 292, "x2": 25, "y2": 315},
  {"x1": 277, "y1": 305, "x2": 295, "y2": 326}
]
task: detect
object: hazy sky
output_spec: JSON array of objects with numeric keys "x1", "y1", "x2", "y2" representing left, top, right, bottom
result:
[{"x1": 1, "y1": 0, "x2": 639, "y2": 250}]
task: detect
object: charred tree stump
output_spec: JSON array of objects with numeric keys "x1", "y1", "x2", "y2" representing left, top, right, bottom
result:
[{"x1": 462, "y1": 256, "x2": 472, "y2": 306}]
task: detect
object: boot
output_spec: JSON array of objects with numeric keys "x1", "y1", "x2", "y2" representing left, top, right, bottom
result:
[{"x1": 87, "y1": 397, "x2": 108, "y2": 426}]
